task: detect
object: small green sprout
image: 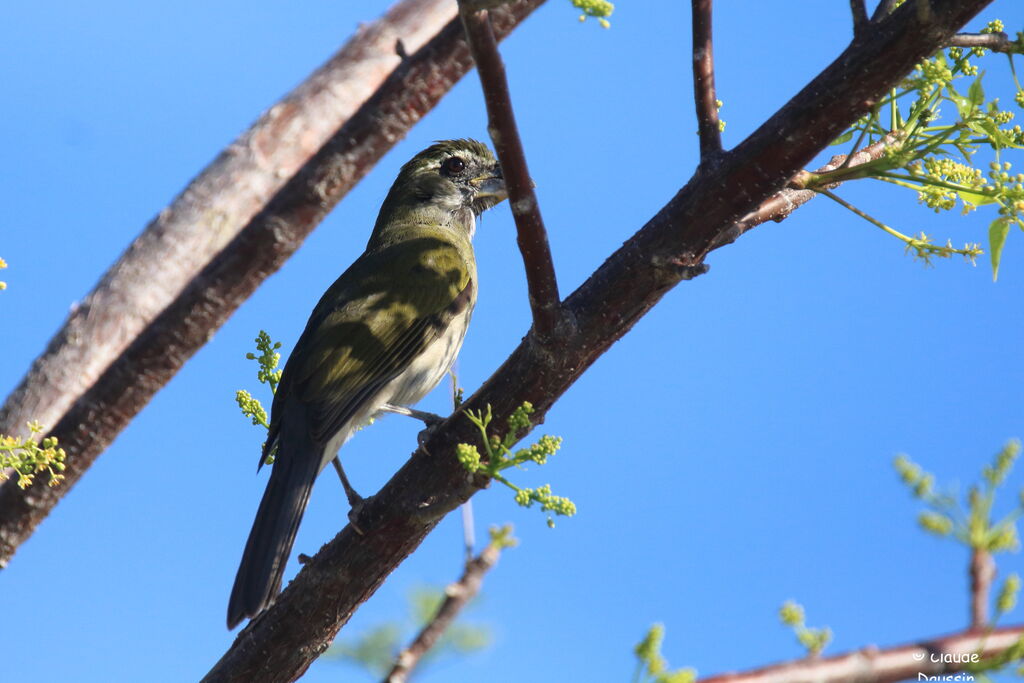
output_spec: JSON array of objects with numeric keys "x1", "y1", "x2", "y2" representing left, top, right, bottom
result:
[
  {"x1": 0, "y1": 256, "x2": 7, "y2": 290},
  {"x1": 778, "y1": 600, "x2": 833, "y2": 657},
  {"x1": 456, "y1": 402, "x2": 573, "y2": 527},
  {"x1": 235, "y1": 330, "x2": 282, "y2": 463},
  {"x1": 0, "y1": 421, "x2": 67, "y2": 489},
  {"x1": 894, "y1": 440, "x2": 1023, "y2": 553},
  {"x1": 632, "y1": 624, "x2": 697, "y2": 683}
]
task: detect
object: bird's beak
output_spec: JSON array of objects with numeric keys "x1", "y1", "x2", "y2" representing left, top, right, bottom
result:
[{"x1": 470, "y1": 169, "x2": 508, "y2": 203}]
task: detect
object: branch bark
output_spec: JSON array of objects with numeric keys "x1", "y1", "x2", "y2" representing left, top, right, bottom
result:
[
  {"x1": 691, "y1": 0, "x2": 723, "y2": 161},
  {"x1": 0, "y1": 0, "x2": 546, "y2": 568},
  {"x1": 948, "y1": 31, "x2": 1021, "y2": 53},
  {"x1": 458, "y1": 1, "x2": 563, "y2": 340},
  {"x1": 202, "y1": 1, "x2": 996, "y2": 680},
  {"x1": 384, "y1": 539, "x2": 505, "y2": 683},
  {"x1": 699, "y1": 625, "x2": 1024, "y2": 683},
  {"x1": 970, "y1": 548, "x2": 996, "y2": 629}
]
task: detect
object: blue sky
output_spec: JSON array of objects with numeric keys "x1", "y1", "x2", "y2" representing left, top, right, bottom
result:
[{"x1": 3, "y1": 1, "x2": 1024, "y2": 681}]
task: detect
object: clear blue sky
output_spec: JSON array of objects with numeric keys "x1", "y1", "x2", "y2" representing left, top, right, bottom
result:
[{"x1": 3, "y1": 1, "x2": 1024, "y2": 681}]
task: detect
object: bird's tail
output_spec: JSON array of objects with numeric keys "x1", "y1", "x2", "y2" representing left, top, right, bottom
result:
[{"x1": 226, "y1": 434, "x2": 321, "y2": 629}]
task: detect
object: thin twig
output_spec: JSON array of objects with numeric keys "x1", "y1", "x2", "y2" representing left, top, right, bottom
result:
[
  {"x1": 850, "y1": 0, "x2": 869, "y2": 37},
  {"x1": 691, "y1": 0, "x2": 722, "y2": 161},
  {"x1": 384, "y1": 541, "x2": 504, "y2": 683},
  {"x1": 457, "y1": 2, "x2": 563, "y2": 341},
  {"x1": 970, "y1": 548, "x2": 996, "y2": 630},
  {"x1": 699, "y1": 625, "x2": 1024, "y2": 683},
  {"x1": 712, "y1": 134, "x2": 900, "y2": 249},
  {"x1": 948, "y1": 32, "x2": 1021, "y2": 54}
]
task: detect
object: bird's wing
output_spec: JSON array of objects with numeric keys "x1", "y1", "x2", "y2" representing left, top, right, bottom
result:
[{"x1": 266, "y1": 236, "x2": 472, "y2": 454}]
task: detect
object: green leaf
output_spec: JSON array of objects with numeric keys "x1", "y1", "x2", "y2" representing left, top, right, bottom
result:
[
  {"x1": 829, "y1": 130, "x2": 854, "y2": 146},
  {"x1": 957, "y1": 189, "x2": 999, "y2": 207},
  {"x1": 968, "y1": 73, "x2": 986, "y2": 107},
  {"x1": 989, "y1": 217, "x2": 1011, "y2": 281}
]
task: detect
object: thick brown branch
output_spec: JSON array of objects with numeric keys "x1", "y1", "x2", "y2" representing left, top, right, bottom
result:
[
  {"x1": 948, "y1": 31, "x2": 1021, "y2": 53},
  {"x1": 691, "y1": 0, "x2": 722, "y2": 161},
  {"x1": 457, "y1": 2, "x2": 563, "y2": 340},
  {"x1": 203, "y1": 1, "x2": 995, "y2": 680},
  {"x1": 384, "y1": 541, "x2": 503, "y2": 683},
  {"x1": 0, "y1": 0, "x2": 453, "y2": 459},
  {"x1": 0, "y1": 0, "x2": 546, "y2": 569},
  {"x1": 970, "y1": 548, "x2": 996, "y2": 629},
  {"x1": 699, "y1": 625, "x2": 1024, "y2": 683}
]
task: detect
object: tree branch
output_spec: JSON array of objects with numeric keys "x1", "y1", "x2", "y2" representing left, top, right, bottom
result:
[
  {"x1": 384, "y1": 539, "x2": 504, "y2": 683},
  {"x1": 691, "y1": 0, "x2": 723, "y2": 161},
  {"x1": 202, "y1": 1, "x2": 996, "y2": 680},
  {"x1": 970, "y1": 548, "x2": 996, "y2": 629},
  {"x1": 948, "y1": 31, "x2": 1022, "y2": 53},
  {"x1": 699, "y1": 625, "x2": 1024, "y2": 683},
  {"x1": 713, "y1": 133, "x2": 901, "y2": 250},
  {"x1": 457, "y1": 1, "x2": 563, "y2": 341},
  {"x1": 0, "y1": 0, "x2": 547, "y2": 569}
]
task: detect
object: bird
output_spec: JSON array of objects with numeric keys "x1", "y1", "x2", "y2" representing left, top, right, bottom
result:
[{"x1": 227, "y1": 139, "x2": 507, "y2": 629}]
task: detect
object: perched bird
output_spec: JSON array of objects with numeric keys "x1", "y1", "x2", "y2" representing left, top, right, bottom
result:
[{"x1": 227, "y1": 139, "x2": 507, "y2": 629}]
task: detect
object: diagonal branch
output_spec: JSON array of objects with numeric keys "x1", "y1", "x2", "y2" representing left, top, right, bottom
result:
[
  {"x1": 383, "y1": 537, "x2": 506, "y2": 683},
  {"x1": 457, "y1": 1, "x2": 563, "y2": 340},
  {"x1": 202, "y1": 1, "x2": 996, "y2": 680},
  {"x1": 0, "y1": 0, "x2": 547, "y2": 569},
  {"x1": 691, "y1": 0, "x2": 723, "y2": 161},
  {"x1": 699, "y1": 625, "x2": 1024, "y2": 683}
]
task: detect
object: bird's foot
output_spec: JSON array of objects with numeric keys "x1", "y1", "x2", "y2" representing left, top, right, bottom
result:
[
  {"x1": 347, "y1": 493, "x2": 373, "y2": 536},
  {"x1": 416, "y1": 421, "x2": 444, "y2": 456}
]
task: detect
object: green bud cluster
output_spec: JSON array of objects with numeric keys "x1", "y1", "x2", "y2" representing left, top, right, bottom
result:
[
  {"x1": 633, "y1": 624, "x2": 697, "y2": 683},
  {"x1": 0, "y1": 420, "x2": 67, "y2": 489},
  {"x1": 810, "y1": 21, "x2": 1024, "y2": 278},
  {"x1": 778, "y1": 601, "x2": 832, "y2": 657},
  {"x1": 457, "y1": 403, "x2": 574, "y2": 527},
  {"x1": 0, "y1": 256, "x2": 7, "y2": 290},
  {"x1": 895, "y1": 440, "x2": 1024, "y2": 589},
  {"x1": 997, "y1": 573, "x2": 1022, "y2": 614}
]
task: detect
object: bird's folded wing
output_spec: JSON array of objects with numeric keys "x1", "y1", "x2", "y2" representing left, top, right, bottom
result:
[{"x1": 284, "y1": 238, "x2": 472, "y2": 446}]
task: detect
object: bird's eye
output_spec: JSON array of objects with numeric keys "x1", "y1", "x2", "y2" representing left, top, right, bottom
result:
[{"x1": 441, "y1": 156, "x2": 466, "y2": 175}]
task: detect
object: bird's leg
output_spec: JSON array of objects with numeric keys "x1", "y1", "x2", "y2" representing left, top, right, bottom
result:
[
  {"x1": 331, "y1": 456, "x2": 368, "y2": 534},
  {"x1": 378, "y1": 403, "x2": 445, "y2": 426},
  {"x1": 379, "y1": 403, "x2": 446, "y2": 456}
]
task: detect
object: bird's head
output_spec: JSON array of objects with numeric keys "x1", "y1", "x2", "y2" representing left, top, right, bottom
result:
[{"x1": 375, "y1": 140, "x2": 508, "y2": 238}]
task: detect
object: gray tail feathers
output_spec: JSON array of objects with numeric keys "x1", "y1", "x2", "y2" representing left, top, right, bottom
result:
[{"x1": 227, "y1": 436, "x2": 321, "y2": 629}]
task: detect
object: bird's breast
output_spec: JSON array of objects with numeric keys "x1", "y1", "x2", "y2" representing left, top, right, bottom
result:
[{"x1": 385, "y1": 305, "x2": 473, "y2": 407}]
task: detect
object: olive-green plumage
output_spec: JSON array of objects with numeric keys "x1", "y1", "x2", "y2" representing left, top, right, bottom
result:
[{"x1": 227, "y1": 140, "x2": 506, "y2": 629}]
